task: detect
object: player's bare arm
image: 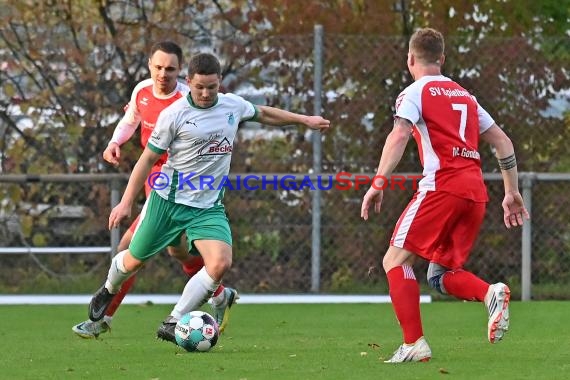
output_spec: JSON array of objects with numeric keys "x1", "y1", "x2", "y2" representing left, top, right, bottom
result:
[
  {"x1": 256, "y1": 105, "x2": 331, "y2": 131},
  {"x1": 109, "y1": 147, "x2": 161, "y2": 229},
  {"x1": 361, "y1": 117, "x2": 412, "y2": 220}
]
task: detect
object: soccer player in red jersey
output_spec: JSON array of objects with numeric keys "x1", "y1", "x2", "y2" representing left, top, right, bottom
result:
[
  {"x1": 72, "y1": 42, "x2": 237, "y2": 338},
  {"x1": 361, "y1": 28, "x2": 529, "y2": 363}
]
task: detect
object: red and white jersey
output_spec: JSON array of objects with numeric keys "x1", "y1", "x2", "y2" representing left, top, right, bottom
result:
[
  {"x1": 394, "y1": 75, "x2": 495, "y2": 202},
  {"x1": 110, "y1": 78, "x2": 189, "y2": 166}
]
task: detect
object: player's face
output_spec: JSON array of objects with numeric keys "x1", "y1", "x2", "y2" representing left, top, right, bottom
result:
[
  {"x1": 187, "y1": 74, "x2": 221, "y2": 108},
  {"x1": 148, "y1": 50, "x2": 181, "y2": 95}
]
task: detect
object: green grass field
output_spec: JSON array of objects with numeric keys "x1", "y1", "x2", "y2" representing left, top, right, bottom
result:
[{"x1": 1, "y1": 301, "x2": 569, "y2": 380}]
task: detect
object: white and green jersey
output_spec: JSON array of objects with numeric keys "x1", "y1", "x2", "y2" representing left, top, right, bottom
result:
[{"x1": 147, "y1": 93, "x2": 257, "y2": 208}]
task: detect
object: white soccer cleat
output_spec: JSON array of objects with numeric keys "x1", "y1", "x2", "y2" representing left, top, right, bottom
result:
[
  {"x1": 384, "y1": 337, "x2": 432, "y2": 363},
  {"x1": 72, "y1": 319, "x2": 111, "y2": 339},
  {"x1": 211, "y1": 287, "x2": 239, "y2": 334},
  {"x1": 485, "y1": 282, "x2": 511, "y2": 343}
]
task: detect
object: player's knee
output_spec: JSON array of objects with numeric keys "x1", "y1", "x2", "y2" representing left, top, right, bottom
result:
[
  {"x1": 217, "y1": 255, "x2": 232, "y2": 272},
  {"x1": 205, "y1": 254, "x2": 232, "y2": 279},
  {"x1": 382, "y1": 253, "x2": 400, "y2": 273},
  {"x1": 114, "y1": 249, "x2": 143, "y2": 273}
]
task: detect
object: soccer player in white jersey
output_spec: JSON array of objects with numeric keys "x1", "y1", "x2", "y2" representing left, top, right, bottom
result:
[
  {"x1": 361, "y1": 28, "x2": 529, "y2": 363},
  {"x1": 72, "y1": 42, "x2": 237, "y2": 339},
  {"x1": 86, "y1": 52, "x2": 331, "y2": 344}
]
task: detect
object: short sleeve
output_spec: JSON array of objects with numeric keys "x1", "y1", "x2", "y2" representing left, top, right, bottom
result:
[
  {"x1": 226, "y1": 93, "x2": 257, "y2": 121},
  {"x1": 476, "y1": 102, "x2": 495, "y2": 134},
  {"x1": 394, "y1": 88, "x2": 421, "y2": 125}
]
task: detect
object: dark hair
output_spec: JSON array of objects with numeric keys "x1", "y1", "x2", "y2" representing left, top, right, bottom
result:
[
  {"x1": 409, "y1": 28, "x2": 445, "y2": 65},
  {"x1": 187, "y1": 52, "x2": 221, "y2": 78},
  {"x1": 149, "y1": 41, "x2": 183, "y2": 66}
]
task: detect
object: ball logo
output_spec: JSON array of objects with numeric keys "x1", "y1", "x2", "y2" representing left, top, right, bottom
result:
[
  {"x1": 176, "y1": 324, "x2": 189, "y2": 337},
  {"x1": 202, "y1": 325, "x2": 216, "y2": 339},
  {"x1": 174, "y1": 324, "x2": 190, "y2": 339}
]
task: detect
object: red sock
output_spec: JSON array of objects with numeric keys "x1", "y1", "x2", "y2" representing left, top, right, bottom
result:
[
  {"x1": 386, "y1": 265, "x2": 424, "y2": 344},
  {"x1": 105, "y1": 274, "x2": 136, "y2": 317},
  {"x1": 181, "y1": 256, "x2": 205, "y2": 277},
  {"x1": 442, "y1": 269, "x2": 489, "y2": 302}
]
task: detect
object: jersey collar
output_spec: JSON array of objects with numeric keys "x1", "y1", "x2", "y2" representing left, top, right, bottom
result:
[{"x1": 186, "y1": 93, "x2": 219, "y2": 109}]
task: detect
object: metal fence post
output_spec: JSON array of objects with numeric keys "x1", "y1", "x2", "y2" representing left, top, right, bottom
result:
[
  {"x1": 110, "y1": 177, "x2": 121, "y2": 260},
  {"x1": 311, "y1": 24, "x2": 324, "y2": 293},
  {"x1": 521, "y1": 172, "x2": 533, "y2": 301}
]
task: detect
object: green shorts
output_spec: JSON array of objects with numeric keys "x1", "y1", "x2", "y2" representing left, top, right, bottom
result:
[{"x1": 129, "y1": 191, "x2": 232, "y2": 261}]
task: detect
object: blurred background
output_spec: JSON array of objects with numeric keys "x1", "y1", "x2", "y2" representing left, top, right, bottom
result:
[{"x1": 0, "y1": 0, "x2": 568, "y2": 299}]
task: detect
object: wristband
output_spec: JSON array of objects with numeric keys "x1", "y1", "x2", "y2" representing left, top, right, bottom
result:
[{"x1": 498, "y1": 154, "x2": 516, "y2": 170}]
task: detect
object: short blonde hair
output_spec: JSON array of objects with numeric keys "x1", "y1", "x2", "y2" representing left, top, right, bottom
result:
[{"x1": 409, "y1": 28, "x2": 445, "y2": 65}]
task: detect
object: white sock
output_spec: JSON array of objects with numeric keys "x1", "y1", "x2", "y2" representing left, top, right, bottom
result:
[
  {"x1": 103, "y1": 315, "x2": 113, "y2": 325},
  {"x1": 171, "y1": 267, "x2": 220, "y2": 320},
  {"x1": 105, "y1": 250, "x2": 134, "y2": 294}
]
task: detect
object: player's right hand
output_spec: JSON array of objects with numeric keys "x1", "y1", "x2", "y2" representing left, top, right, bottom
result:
[
  {"x1": 361, "y1": 187, "x2": 384, "y2": 221},
  {"x1": 103, "y1": 142, "x2": 121, "y2": 167},
  {"x1": 109, "y1": 201, "x2": 131, "y2": 230}
]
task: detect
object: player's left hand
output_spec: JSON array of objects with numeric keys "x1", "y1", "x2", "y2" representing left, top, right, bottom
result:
[
  {"x1": 103, "y1": 142, "x2": 121, "y2": 167},
  {"x1": 361, "y1": 187, "x2": 384, "y2": 220},
  {"x1": 109, "y1": 202, "x2": 131, "y2": 230},
  {"x1": 502, "y1": 191, "x2": 530, "y2": 228},
  {"x1": 305, "y1": 116, "x2": 331, "y2": 132}
]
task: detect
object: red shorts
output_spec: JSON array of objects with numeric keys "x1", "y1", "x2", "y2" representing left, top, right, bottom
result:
[
  {"x1": 390, "y1": 190, "x2": 486, "y2": 269},
  {"x1": 128, "y1": 163, "x2": 164, "y2": 233}
]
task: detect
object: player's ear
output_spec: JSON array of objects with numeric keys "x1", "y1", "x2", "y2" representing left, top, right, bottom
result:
[
  {"x1": 407, "y1": 52, "x2": 414, "y2": 66},
  {"x1": 439, "y1": 54, "x2": 445, "y2": 66}
]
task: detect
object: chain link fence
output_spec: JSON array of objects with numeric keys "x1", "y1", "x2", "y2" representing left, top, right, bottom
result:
[
  {"x1": 0, "y1": 172, "x2": 568, "y2": 300},
  {"x1": 0, "y1": 32, "x2": 568, "y2": 299},
  {"x1": 236, "y1": 33, "x2": 568, "y2": 174}
]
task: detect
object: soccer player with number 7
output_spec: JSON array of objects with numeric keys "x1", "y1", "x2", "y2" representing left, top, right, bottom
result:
[{"x1": 361, "y1": 27, "x2": 529, "y2": 363}]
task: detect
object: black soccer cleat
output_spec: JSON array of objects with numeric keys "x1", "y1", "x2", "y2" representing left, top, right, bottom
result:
[
  {"x1": 88, "y1": 286, "x2": 115, "y2": 322},
  {"x1": 156, "y1": 315, "x2": 178, "y2": 345}
]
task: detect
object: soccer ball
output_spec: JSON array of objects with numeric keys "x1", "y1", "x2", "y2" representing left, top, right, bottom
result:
[{"x1": 175, "y1": 310, "x2": 219, "y2": 352}]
